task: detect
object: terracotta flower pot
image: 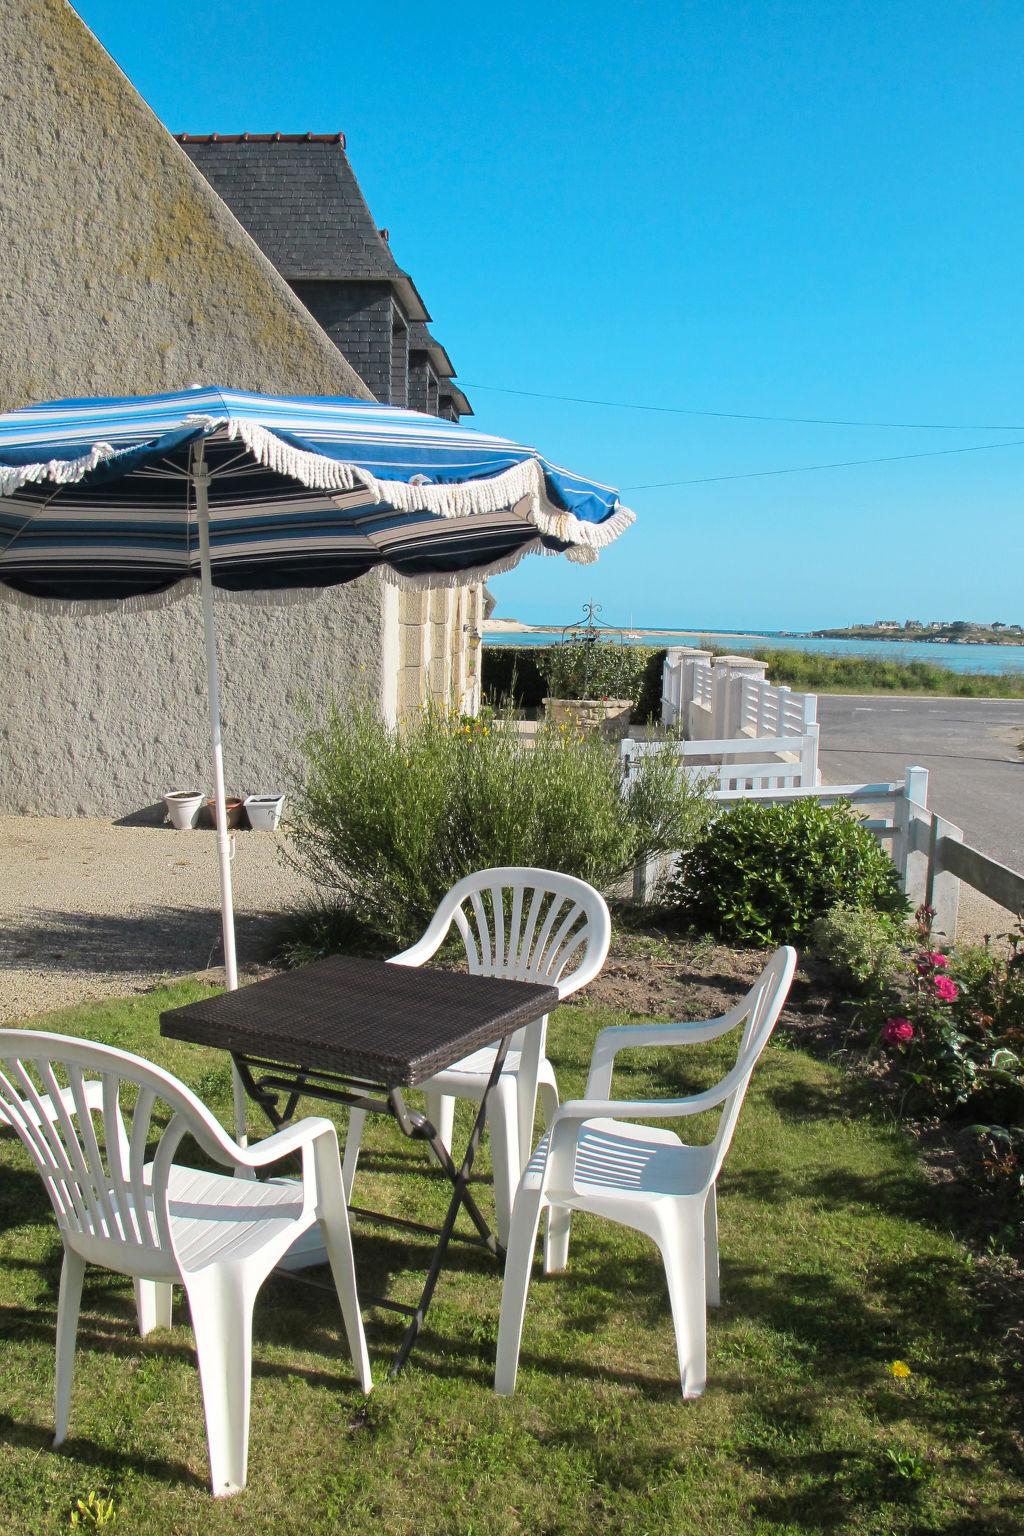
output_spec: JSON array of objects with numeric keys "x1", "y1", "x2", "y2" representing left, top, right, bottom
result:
[{"x1": 207, "y1": 795, "x2": 244, "y2": 831}]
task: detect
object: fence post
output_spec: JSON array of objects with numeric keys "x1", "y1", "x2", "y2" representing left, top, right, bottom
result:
[
  {"x1": 926, "y1": 815, "x2": 963, "y2": 941},
  {"x1": 713, "y1": 656, "x2": 767, "y2": 738},
  {"x1": 892, "y1": 765, "x2": 929, "y2": 900},
  {"x1": 661, "y1": 651, "x2": 681, "y2": 727},
  {"x1": 801, "y1": 722, "x2": 820, "y2": 786}
]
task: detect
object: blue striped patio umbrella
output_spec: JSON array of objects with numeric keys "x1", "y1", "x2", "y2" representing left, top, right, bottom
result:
[{"x1": 0, "y1": 386, "x2": 634, "y2": 1111}]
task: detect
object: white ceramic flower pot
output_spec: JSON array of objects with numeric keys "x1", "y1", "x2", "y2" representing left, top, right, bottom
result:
[
  {"x1": 243, "y1": 793, "x2": 285, "y2": 831},
  {"x1": 163, "y1": 790, "x2": 204, "y2": 831}
]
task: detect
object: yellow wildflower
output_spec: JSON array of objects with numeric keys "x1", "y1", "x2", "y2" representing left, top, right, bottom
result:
[{"x1": 889, "y1": 1360, "x2": 912, "y2": 1380}]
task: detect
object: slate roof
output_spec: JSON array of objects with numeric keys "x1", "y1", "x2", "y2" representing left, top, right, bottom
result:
[
  {"x1": 176, "y1": 133, "x2": 430, "y2": 321},
  {"x1": 408, "y1": 322, "x2": 455, "y2": 379},
  {"x1": 439, "y1": 380, "x2": 472, "y2": 416}
]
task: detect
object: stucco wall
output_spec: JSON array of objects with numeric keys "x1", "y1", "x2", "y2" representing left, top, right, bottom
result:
[
  {"x1": 0, "y1": 1, "x2": 373, "y2": 409},
  {"x1": 0, "y1": 590, "x2": 384, "y2": 816},
  {"x1": 0, "y1": 0, "x2": 390, "y2": 815}
]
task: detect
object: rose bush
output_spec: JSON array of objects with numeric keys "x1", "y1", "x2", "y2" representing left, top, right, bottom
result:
[{"x1": 816, "y1": 904, "x2": 1024, "y2": 1200}]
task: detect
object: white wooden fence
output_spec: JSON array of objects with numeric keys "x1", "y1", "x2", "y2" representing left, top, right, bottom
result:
[
  {"x1": 622, "y1": 733, "x2": 817, "y2": 793},
  {"x1": 660, "y1": 646, "x2": 819, "y2": 783},
  {"x1": 630, "y1": 763, "x2": 1024, "y2": 939}
]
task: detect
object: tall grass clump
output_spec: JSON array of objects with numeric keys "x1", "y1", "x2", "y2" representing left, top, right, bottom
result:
[
  {"x1": 735, "y1": 647, "x2": 1024, "y2": 697},
  {"x1": 286, "y1": 703, "x2": 710, "y2": 951}
]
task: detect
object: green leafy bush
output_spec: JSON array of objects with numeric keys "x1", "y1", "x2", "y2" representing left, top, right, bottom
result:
[
  {"x1": 667, "y1": 798, "x2": 908, "y2": 945},
  {"x1": 540, "y1": 640, "x2": 656, "y2": 706},
  {"x1": 286, "y1": 703, "x2": 710, "y2": 949},
  {"x1": 812, "y1": 904, "x2": 907, "y2": 995},
  {"x1": 482, "y1": 644, "x2": 666, "y2": 719}
]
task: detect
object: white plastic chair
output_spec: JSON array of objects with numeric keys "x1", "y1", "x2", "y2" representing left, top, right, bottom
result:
[
  {"x1": 0, "y1": 1030, "x2": 371, "y2": 1497},
  {"x1": 494, "y1": 946, "x2": 796, "y2": 1399},
  {"x1": 342, "y1": 868, "x2": 611, "y2": 1244}
]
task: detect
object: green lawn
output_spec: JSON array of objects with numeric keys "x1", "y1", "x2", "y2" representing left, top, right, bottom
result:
[{"x1": 0, "y1": 984, "x2": 1021, "y2": 1535}]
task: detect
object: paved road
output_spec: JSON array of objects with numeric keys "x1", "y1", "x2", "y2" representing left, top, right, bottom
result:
[{"x1": 818, "y1": 695, "x2": 1024, "y2": 871}]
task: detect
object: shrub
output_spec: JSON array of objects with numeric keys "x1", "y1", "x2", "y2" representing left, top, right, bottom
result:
[
  {"x1": 812, "y1": 904, "x2": 907, "y2": 995},
  {"x1": 286, "y1": 703, "x2": 711, "y2": 949},
  {"x1": 819, "y1": 905, "x2": 1024, "y2": 1197},
  {"x1": 667, "y1": 798, "x2": 908, "y2": 945},
  {"x1": 481, "y1": 646, "x2": 547, "y2": 711},
  {"x1": 540, "y1": 640, "x2": 656, "y2": 706},
  {"x1": 482, "y1": 644, "x2": 667, "y2": 720}
]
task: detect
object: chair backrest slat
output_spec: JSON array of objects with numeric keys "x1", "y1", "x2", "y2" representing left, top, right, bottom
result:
[
  {"x1": 468, "y1": 889, "x2": 492, "y2": 973},
  {"x1": 129, "y1": 1086, "x2": 159, "y2": 1249},
  {"x1": 488, "y1": 883, "x2": 506, "y2": 973},
  {"x1": 67, "y1": 1065, "x2": 119, "y2": 1239},
  {"x1": 101, "y1": 1075, "x2": 139, "y2": 1245},
  {"x1": 507, "y1": 885, "x2": 525, "y2": 976},
  {"x1": 452, "y1": 904, "x2": 479, "y2": 972}
]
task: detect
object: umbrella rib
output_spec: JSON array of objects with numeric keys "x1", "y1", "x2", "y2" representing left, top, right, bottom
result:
[{"x1": 0, "y1": 479, "x2": 73, "y2": 559}]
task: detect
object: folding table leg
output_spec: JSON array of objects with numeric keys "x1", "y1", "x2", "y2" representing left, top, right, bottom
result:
[{"x1": 389, "y1": 1038, "x2": 510, "y2": 1375}]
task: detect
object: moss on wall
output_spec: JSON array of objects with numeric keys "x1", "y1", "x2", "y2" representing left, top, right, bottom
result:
[{"x1": 0, "y1": 0, "x2": 387, "y2": 814}]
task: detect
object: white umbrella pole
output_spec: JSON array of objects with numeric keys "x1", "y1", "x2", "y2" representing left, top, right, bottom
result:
[{"x1": 194, "y1": 451, "x2": 247, "y2": 1144}]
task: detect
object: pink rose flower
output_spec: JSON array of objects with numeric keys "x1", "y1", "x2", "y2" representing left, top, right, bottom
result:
[
  {"x1": 916, "y1": 951, "x2": 948, "y2": 972},
  {"x1": 881, "y1": 1017, "x2": 914, "y2": 1045},
  {"x1": 933, "y1": 975, "x2": 959, "y2": 1002}
]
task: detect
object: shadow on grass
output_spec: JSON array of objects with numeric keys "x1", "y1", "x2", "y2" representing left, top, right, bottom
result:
[
  {"x1": 744, "y1": 1440, "x2": 1024, "y2": 1534},
  {"x1": 0, "y1": 1414, "x2": 206, "y2": 1492},
  {"x1": 0, "y1": 1296, "x2": 372, "y2": 1398}
]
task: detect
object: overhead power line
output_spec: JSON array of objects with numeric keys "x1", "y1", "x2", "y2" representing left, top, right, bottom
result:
[
  {"x1": 622, "y1": 438, "x2": 1024, "y2": 491},
  {"x1": 464, "y1": 380, "x2": 1024, "y2": 433}
]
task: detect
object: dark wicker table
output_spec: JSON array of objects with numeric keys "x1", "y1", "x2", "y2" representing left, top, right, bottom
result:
[{"x1": 160, "y1": 954, "x2": 559, "y2": 1373}]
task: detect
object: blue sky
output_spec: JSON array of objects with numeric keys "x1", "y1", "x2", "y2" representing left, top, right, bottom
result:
[{"x1": 77, "y1": 0, "x2": 1024, "y2": 630}]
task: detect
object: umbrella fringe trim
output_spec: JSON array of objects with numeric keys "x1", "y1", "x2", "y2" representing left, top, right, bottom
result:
[
  {"x1": 0, "y1": 442, "x2": 121, "y2": 495},
  {"x1": 227, "y1": 419, "x2": 635, "y2": 548},
  {"x1": 378, "y1": 539, "x2": 596, "y2": 591}
]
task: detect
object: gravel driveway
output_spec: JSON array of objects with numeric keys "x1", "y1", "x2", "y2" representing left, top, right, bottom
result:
[{"x1": 0, "y1": 816, "x2": 311, "y2": 1023}]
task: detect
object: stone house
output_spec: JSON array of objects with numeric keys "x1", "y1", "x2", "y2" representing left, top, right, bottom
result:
[{"x1": 0, "y1": 0, "x2": 482, "y2": 817}]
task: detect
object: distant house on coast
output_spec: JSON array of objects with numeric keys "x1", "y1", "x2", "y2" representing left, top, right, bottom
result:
[{"x1": 0, "y1": 0, "x2": 483, "y2": 817}]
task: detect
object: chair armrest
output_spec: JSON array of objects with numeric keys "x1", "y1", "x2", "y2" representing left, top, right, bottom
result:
[
  {"x1": 388, "y1": 931, "x2": 446, "y2": 968},
  {"x1": 585, "y1": 1009, "x2": 748, "y2": 1096},
  {"x1": 232, "y1": 1116, "x2": 339, "y2": 1170},
  {"x1": 552, "y1": 1081, "x2": 735, "y2": 1127}
]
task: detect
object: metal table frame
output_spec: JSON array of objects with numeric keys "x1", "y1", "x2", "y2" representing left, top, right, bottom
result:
[{"x1": 230, "y1": 1042, "x2": 511, "y2": 1374}]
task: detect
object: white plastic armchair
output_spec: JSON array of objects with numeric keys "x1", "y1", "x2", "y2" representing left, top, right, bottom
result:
[
  {"x1": 0, "y1": 1031, "x2": 371, "y2": 1497},
  {"x1": 342, "y1": 868, "x2": 611, "y2": 1244},
  {"x1": 494, "y1": 945, "x2": 796, "y2": 1399}
]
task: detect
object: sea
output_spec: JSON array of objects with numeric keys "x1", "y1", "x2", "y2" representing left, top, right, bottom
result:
[{"x1": 483, "y1": 629, "x2": 1024, "y2": 676}]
